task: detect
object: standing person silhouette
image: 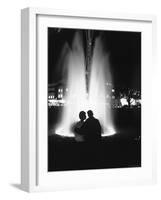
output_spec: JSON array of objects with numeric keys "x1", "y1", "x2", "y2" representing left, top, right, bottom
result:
[{"x1": 82, "y1": 110, "x2": 102, "y2": 143}]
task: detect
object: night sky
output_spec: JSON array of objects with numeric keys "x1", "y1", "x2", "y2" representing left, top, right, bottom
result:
[{"x1": 48, "y1": 28, "x2": 141, "y2": 90}]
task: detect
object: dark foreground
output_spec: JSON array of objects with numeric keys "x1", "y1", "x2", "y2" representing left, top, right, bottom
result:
[
  {"x1": 48, "y1": 132, "x2": 141, "y2": 172},
  {"x1": 48, "y1": 107, "x2": 141, "y2": 171}
]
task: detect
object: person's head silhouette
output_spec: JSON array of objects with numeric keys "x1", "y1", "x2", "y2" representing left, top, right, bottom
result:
[
  {"x1": 87, "y1": 110, "x2": 94, "y2": 118},
  {"x1": 79, "y1": 111, "x2": 86, "y2": 121}
]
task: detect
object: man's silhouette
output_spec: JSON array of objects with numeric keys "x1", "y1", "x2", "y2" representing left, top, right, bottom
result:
[{"x1": 82, "y1": 110, "x2": 102, "y2": 142}]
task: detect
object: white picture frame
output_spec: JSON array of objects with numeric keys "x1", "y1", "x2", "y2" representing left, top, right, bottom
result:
[{"x1": 21, "y1": 7, "x2": 157, "y2": 192}]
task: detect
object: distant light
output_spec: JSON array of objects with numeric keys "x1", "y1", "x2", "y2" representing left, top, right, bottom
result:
[
  {"x1": 136, "y1": 99, "x2": 141, "y2": 104},
  {"x1": 120, "y1": 98, "x2": 128, "y2": 106},
  {"x1": 112, "y1": 89, "x2": 115, "y2": 92},
  {"x1": 130, "y1": 98, "x2": 137, "y2": 106}
]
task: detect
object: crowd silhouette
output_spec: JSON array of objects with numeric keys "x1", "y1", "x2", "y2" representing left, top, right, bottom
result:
[{"x1": 73, "y1": 110, "x2": 102, "y2": 143}]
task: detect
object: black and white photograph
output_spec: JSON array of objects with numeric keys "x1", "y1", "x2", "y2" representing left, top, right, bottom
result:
[{"x1": 48, "y1": 27, "x2": 141, "y2": 172}]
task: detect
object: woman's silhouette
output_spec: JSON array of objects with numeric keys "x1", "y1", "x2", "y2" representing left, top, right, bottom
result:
[{"x1": 73, "y1": 111, "x2": 86, "y2": 142}]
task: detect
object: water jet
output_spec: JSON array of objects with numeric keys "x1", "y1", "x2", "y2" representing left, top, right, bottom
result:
[{"x1": 55, "y1": 31, "x2": 116, "y2": 137}]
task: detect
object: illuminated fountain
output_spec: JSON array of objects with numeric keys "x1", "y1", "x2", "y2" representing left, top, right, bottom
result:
[
  {"x1": 88, "y1": 36, "x2": 115, "y2": 136},
  {"x1": 55, "y1": 31, "x2": 115, "y2": 137},
  {"x1": 56, "y1": 32, "x2": 88, "y2": 136}
]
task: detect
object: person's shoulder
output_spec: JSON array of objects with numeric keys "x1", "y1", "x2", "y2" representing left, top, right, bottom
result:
[{"x1": 95, "y1": 118, "x2": 100, "y2": 124}]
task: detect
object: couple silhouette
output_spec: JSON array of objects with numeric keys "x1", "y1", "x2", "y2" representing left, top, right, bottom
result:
[{"x1": 74, "y1": 110, "x2": 102, "y2": 143}]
